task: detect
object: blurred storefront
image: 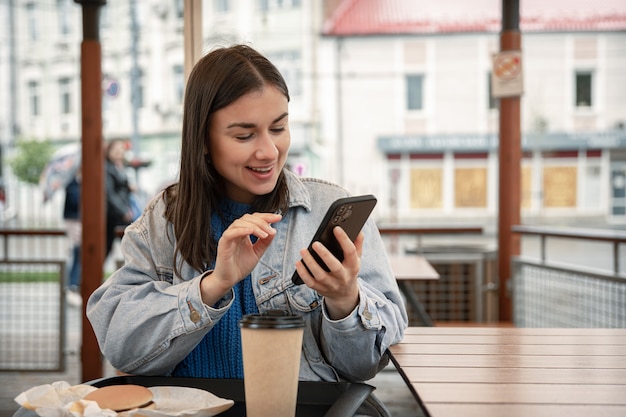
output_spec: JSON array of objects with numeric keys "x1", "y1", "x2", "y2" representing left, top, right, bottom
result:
[{"x1": 378, "y1": 131, "x2": 626, "y2": 222}]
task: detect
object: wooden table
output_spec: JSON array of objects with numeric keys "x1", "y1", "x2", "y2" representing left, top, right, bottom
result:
[
  {"x1": 387, "y1": 255, "x2": 439, "y2": 326},
  {"x1": 389, "y1": 326, "x2": 626, "y2": 417}
]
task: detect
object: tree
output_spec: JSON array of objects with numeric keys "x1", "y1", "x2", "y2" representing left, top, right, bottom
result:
[{"x1": 9, "y1": 139, "x2": 54, "y2": 185}]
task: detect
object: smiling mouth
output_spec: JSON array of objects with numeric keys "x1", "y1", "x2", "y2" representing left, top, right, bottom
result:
[{"x1": 249, "y1": 166, "x2": 272, "y2": 173}]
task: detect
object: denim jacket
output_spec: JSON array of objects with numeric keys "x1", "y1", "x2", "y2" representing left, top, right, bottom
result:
[{"x1": 87, "y1": 170, "x2": 408, "y2": 382}]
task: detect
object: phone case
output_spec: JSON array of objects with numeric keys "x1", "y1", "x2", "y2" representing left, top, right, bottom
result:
[{"x1": 291, "y1": 194, "x2": 377, "y2": 285}]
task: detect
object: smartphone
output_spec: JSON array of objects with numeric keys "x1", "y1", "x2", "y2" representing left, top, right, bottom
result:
[{"x1": 291, "y1": 194, "x2": 378, "y2": 285}]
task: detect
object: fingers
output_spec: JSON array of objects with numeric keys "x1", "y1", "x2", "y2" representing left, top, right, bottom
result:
[
  {"x1": 222, "y1": 212, "x2": 281, "y2": 240},
  {"x1": 333, "y1": 227, "x2": 361, "y2": 260},
  {"x1": 297, "y1": 226, "x2": 361, "y2": 289},
  {"x1": 215, "y1": 212, "x2": 282, "y2": 279},
  {"x1": 353, "y1": 231, "x2": 365, "y2": 257}
]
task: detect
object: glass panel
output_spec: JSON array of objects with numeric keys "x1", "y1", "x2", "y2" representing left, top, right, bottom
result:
[
  {"x1": 410, "y1": 168, "x2": 442, "y2": 208},
  {"x1": 543, "y1": 166, "x2": 577, "y2": 207},
  {"x1": 59, "y1": 78, "x2": 71, "y2": 114},
  {"x1": 455, "y1": 167, "x2": 488, "y2": 208},
  {"x1": 575, "y1": 71, "x2": 592, "y2": 107},
  {"x1": 406, "y1": 74, "x2": 423, "y2": 111},
  {"x1": 28, "y1": 81, "x2": 40, "y2": 117}
]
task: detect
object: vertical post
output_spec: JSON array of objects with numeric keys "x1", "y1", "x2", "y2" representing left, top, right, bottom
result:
[
  {"x1": 6, "y1": 0, "x2": 17, "y2": 179},
  {"x1": 183, "y1": 0, "x2": 202, "y2": 82},
  {"x1": 336, "y1": 39, "x2": 344, "y2": 185},
  {"x1": 498, "y1": 0, "x2": 521, "y2": 322},
  {"x1": 129, "y1": 0, "x2": 140, "y2": 166},
  {"x1": 74, "y1": 0, "x2": 106, "y2": 382}
]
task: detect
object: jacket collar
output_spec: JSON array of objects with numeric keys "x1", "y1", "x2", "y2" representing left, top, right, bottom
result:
[{"x1": 284, "y1": 169, "x2": 312, "y2": 212}]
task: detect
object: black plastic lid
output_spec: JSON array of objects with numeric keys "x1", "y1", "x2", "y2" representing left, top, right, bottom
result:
[{"x1": 239, "y1": 310, "x2": 305, "y2": 329}]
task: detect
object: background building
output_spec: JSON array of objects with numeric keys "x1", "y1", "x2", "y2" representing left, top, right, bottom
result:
[
  {"x1": 0, "y1": 0, "x2": 625, "y2": 227},
  {"x1": 321, "y1": 0, "x2": 626, "y2": 223}
]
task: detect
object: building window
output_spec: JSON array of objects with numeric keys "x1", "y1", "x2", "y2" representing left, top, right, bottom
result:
[
  {"x1": 575, "y1": 71, "x2": 592, "y2": 107},
  {"x1": 28, "y1": 81, "x2": 40, "y2": 117},
  {"x1": 131, "y1": 68, "x2": 144, "y2": 109},
  {"x1": 259, "y1": 0, "x2": 301, "y2": 10},
  {"x1": 455, "y1": 167, "x2": 488, "y2": 208},
  {"x1": 59, "y1": 77, "x2": 72, "y2": 114},
  {"x1": 57, "y1": 0, "x2": 71, "y2": 35},
  {"x1": 26, "y1": 3, "x2": 38, "y2": 42},
  {"x1": 173, "y1": 65, "x2": 184, "y2": 103},
  {"x1": 406, "y1": 74, "x2": 424, "y2": 111},
  {"x1": 215, "y1": 0, "x2": 229, "y2": 12},
  {"x1": 267, "y1": 50, "x2": 301, "y2": 97},
  {"x1": 543, "y1": 165, "x2": 578, "y2": 207},
  {"x1": 410, "y1": 167, "x2": 443, "y2": 209},
  {"x1": 175, "y1": 0, "x2": 183, "y2": 18},
  {"x1": 100, "y1": 3, "x2": 110, "y2": 28},
  {"x1": 487, "y1": 72, "x2": 496, "y2": 109}
]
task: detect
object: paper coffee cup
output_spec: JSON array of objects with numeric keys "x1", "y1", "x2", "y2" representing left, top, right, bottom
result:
[{"x1": 239, "y1": 310, "x2": 304, "y2": 417}]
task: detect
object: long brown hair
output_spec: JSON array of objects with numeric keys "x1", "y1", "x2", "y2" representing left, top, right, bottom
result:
[{"x1": 164, "y1": 44, "x2": 290, "y2": 276}]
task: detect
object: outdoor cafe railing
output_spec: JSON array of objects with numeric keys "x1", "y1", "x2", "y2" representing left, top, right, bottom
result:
[
  {"x1": 0, "y1": 229, "x2": 68, "y2": 372},
  {"x1": 512, "y1": 225, "x2": 626, "y2": 328}
]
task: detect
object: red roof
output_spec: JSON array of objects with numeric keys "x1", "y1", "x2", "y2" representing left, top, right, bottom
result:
[{"x1": 323, "y1": 0, "x2": 626, "y2": 35}]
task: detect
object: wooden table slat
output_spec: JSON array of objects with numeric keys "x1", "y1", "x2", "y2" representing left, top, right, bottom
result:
[
  {"x1": 390, "y1": 342, "x2": 626, "y2": 356},
  {"x1": 427, "y1": 403, "x2": 626, "y2": 417},
  {"x1": 412, "y1": 383, "x2": 626, "y2": 405},
  {"x1": 401, "y1": 366, "x2": 626, "y2": 384},
  {"x1": 396, "y1": 333, "x2": 626, "y2": 345},
  {"x1": 402, "y1": 327, "x2": 626, "y2": 336},
  {"x1": 390, "y1": 353, "x2": 626, "y2": 369}
]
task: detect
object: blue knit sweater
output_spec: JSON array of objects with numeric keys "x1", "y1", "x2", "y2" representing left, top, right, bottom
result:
[{"x1": 172, "y1": 200, "x2": 258, "y2": 378}]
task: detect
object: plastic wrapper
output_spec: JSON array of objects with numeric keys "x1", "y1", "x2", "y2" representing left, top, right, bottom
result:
[{"x1": 15, "y1": 381, "x2": 234, "y2": 417}]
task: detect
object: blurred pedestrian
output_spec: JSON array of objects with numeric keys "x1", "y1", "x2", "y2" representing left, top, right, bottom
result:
[
  {"x1": 105, "y1": 138, "x2": 135, "y2": 259},
  {"x1": 63, "y1": 174, "x2": 82, "y2": 307}
]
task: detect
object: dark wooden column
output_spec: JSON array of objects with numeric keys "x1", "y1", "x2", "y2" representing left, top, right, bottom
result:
[
  {"x1": 498, "y1": 0, "x2": 521, "y2": 322},
  {"x1": 74, "y1": 0, "x2": 106, "y2": 382}
]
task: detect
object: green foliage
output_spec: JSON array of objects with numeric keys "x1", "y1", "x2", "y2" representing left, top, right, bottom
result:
[
  {"x1": 9, "y1": 139, "x2": 54, "y2": 185},
  {"x1": 0, "y1": 271, "x2": 58, "y2": 283}
]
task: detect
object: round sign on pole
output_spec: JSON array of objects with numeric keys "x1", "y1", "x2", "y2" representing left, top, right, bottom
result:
[{"x1": 491, "y1": 50, "x2": 524, "y2": 98}]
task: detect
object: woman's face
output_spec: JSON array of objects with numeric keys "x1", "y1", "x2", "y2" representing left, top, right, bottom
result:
[
  {"x1": 108, "y1": 140, "x2": 127, "y2": 164},
  {"x1": 208, "y1": 85, "x2": 290, "y2": 204}
]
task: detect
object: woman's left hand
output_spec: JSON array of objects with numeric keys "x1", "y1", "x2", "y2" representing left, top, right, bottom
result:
[{"x1": 295, "y1": 227, "x2": 363, "y2": 319}]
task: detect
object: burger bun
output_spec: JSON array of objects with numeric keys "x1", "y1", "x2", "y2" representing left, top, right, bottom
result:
[{"x1": 82, "y1": 384, "x2": 154, "y2": 412}]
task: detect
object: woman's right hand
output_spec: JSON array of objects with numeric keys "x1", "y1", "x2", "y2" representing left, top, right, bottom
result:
[{"x1": 199, "y1": 212, "x2": 282, "y2": 305}]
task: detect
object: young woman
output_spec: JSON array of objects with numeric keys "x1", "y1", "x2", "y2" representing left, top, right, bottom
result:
[{"x1": 87, "y1": 44, "x2": 407, "y2": 383}]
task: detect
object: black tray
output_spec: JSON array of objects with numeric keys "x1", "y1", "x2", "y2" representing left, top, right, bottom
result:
[{"x1": 87, "y1": 375, "x2": 376, "y2": 417}]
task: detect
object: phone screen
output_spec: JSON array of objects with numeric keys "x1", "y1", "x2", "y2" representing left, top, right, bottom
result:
[{"x1": 291, "y1": 195, "x2": 377, "y2": 285}]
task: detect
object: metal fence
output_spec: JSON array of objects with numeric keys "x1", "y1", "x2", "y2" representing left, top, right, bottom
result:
[
  {"x1": 411, "y1": 248, "x2": 499, "y2": 325},
  {"x1": 2, "y1": 176, "x2": 65, "y2": 228},
  {"x1": 513, "y1": 261, "x2": 626, "y2": 327},
  {"x1": 512, "y1": 225, "x2": 626, "y2": 328},
  {"x1": 0, "y1": 230, "x2": 69, "y2": 371}
]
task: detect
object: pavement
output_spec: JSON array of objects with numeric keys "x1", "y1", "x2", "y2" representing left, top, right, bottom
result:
[{"x1": 0, "y1": 303, "x2": 423, "y2": 417}]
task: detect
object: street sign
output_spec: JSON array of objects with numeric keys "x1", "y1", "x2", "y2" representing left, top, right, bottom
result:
[
  {"x1": 103, "y1": 78, "x2": 120, "y2": 98},
  {"x1": 491, "y1": 50, "x2": 524, "y2": 98}
]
